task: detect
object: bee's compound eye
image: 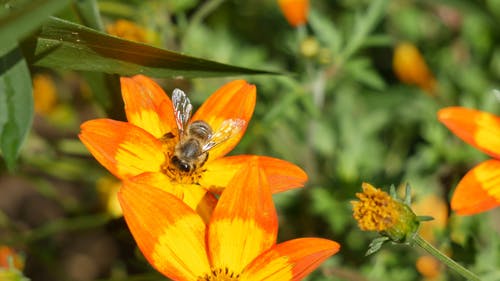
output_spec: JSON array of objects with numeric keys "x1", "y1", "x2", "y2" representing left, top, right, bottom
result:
[
  {"x1": 179, "y1": 163, "x2": 190, "y2": 172},
  {"x1": 171, "y1": 156, "x2": 191, "y2": 172}
]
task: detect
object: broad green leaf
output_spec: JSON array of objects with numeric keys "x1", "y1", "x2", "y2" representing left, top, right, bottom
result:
[
  {"x1": 22, "y1": 17, "x2": 278, "y2": 78},
  {"x1": 0, "y1": 0, "x2": 70, "y2": 51},
  {"x1": 0, "y1": 43, "x2": 33, "y2": 170}
]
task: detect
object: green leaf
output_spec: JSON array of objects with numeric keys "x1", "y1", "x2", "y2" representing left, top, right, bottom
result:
[
  {"x1": 22, "y1": 17, "x2": 279, "y2": 78},
  {"x1": 344, "y1": 57, "x2": 386, "y2": 90},
  {"x1": 0, "y1": 0, "x2": 71, "y2": 49},
  {"x1": 73, "y1": 0, "x2": 104, "y2": 31},
  {"x1": 97, "y1": 1, "x2": 135, "y2": 18},
  {"x1": 0, "y1": 43, "x2": 34, "y2": 170},
  {"x1": 417, "y1": 216, "x2": 435, "y2": 222},
  {"x1": 72, "y1": 1, "x2": 120, "y2": 112}
]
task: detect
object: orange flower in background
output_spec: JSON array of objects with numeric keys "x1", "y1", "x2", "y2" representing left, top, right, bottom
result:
[
  {"x1": 393, "y1": 42, "x2": 437, "y2": 94},
  {"x1": 278, "y1": 0, "x2": 309, "y2": 27},
  {"x1": 106, "y1": 19, "x2": 148, "y2": 43},
  {"x1": 119, "y1": 159, "x2": 340, "y2": 281},
  {"x1": 0, "y1": 246, "x2": 24, "y2": 271},
  {"x1": 79, "y1": 75, "x2": 307, "y2": 220},
  {"x1": 438, "y1": 107, "x2": 500, "y2": 215},
  {"x1": 416, "y1": 255, "x2": 443, "y2": 279}
]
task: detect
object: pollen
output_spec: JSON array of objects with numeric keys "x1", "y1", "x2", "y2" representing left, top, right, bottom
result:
[
  {"x1": 197, "y1": 267, "x2": 240, "y2": 281},
  {"x1": 159, "y1": 154, "x2": 205, "y2": 184},
  {"x1": 351, "y1": 183, "x2": 400, "y2": 232}
]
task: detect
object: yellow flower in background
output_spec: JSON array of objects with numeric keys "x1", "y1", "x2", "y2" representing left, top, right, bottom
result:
[
  {"x1": 106, "y1": 19, "x2": 148, "y2": 43},
  {"x1": 393, "y1": 42, "x2": 437, "y2": 95},
  {"x1": 352, "y1": 183, "x2": 419, "y2": 242},
  {"x1": 32, "y1": 73, "x2": 58, "y2": 115},
  {"x1": 277, "y1": 0, "x2": 309, "y2": 27},
  {"x1": 119, "y1": 159, "x2": 340, "y2": 281},
  {"x1": 96, "y1": 176, "x2": 123, "y2": 218}
]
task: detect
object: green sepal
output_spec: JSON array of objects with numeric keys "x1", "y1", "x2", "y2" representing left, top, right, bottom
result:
[{"x1": 366, "y1": 236, "x2": 390, "y2": 256}]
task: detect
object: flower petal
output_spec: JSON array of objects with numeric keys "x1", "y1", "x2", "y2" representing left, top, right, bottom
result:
[
  {"x1": 208, "y1": 157, "x2": 278, "y2": 274},
  {"x1": 438, "y1": 107, "x2": 500, "y2": 159},
  {"x1": 191, "y1": 80, "x2": 256, "y2": 160},
  {"x1": 79, "y1": 119, "x2": 165, "y2": 179},
  {"x1": 119, "y1": 180, "x2": 210, "y2": 280},
  {"x1": 126, "y1": 172, "x2": 184, "y2": 199},
  {"x1": 200, "y1": 155, "x2": 308, "y2": 194},
  {"x1": 451, "y1": 159, "x2": 500, "y2": 215},
  {"x1": 127, "y1": 172, "x2": 217, "y2": 223},
  {"x1": 242, "y1": 238, "x2": 340, "y2": 281},
  {"x1": 121, "y1": 75, "x2": 177, "y2": 139},
  {"x1": 178, "y1": 183, "x2": 218, "y2": 224}
]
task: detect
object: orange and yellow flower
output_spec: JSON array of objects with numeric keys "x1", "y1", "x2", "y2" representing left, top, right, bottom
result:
[
  {"x1": 277, "y1": 0, "x2": 309, "y2": 27},
  {"x1": 438, "y1": 107, "x2": 500, "y2": 215},
  {"x1": 79, "y1": 75, "x2": 307, "y2": 220},
  {"x1": 119, "y1": 158, "x2": 340, "y2": 281}
]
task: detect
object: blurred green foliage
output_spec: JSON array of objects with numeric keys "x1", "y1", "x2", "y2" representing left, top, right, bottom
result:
[{"x1": 1, "y1": 0, "x2": 500, "y2": 280}]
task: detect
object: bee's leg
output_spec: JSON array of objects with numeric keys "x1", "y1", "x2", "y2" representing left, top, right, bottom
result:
[{"x1": 160, "y1": 132, "x2": 175, "y2": 141}]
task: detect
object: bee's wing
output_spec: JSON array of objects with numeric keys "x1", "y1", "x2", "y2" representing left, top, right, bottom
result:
[
  {"x1": 172, "y1": 88, "x2": 193, "y2": 136},
  {"x1": 202, "y1": 119, "x2": 246, "y2": 152}
]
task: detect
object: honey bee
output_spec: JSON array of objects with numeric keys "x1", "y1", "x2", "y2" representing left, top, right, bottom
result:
[{"x1": 169, "y1": 88, "x2": 245, "y2": 172}]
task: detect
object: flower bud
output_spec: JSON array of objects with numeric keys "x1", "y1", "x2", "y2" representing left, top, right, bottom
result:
[
  {"x1": 393, "y1": 42, "x2": 437, "y2": 94},
  {"x1": 300, "y1": 36, "x2": 319, "y2": 58},
  {"x1": 277, "y1": 0, "x2": 309, "y2": 27},
  {"x1": 352, "y1": 183, "x2": 420, "y2": 242}
]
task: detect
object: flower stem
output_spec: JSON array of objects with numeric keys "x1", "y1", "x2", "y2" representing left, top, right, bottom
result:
[
  {"x1": 412, "y1": 234, "x2": 481, "y2": 281},
  {"x1": 338, "y1": 0, "x2": 388, "y2": 65},
  {"x1": 181, "y1": 0, "x2": 227, "y2": 48}
]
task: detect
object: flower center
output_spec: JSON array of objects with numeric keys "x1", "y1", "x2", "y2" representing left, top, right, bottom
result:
[
  {"x1": 197, "y1": 268, "x2": 240, "y2": 281},
  {"x1": 352, "y1": 183, "x2": 399, "y2": 232}
]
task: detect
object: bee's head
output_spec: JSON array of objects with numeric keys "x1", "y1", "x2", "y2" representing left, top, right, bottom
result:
[{"x1": 171, "y1": 155, "x2": 192, "y2": 172}]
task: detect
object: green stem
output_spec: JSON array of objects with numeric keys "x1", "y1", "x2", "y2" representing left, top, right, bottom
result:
[
  {"x1": 15, "y1": 213, "x2": 113, "y2": 245},
  {"x1": 181, "y1": 0, "x2": 226, "y2": 49},
  {"x1": 338, "y1": 0, "x2": 388, "y2": 66},
  {"x1": 413, "y1": 234, "x2": 481, "y2": 281}
]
